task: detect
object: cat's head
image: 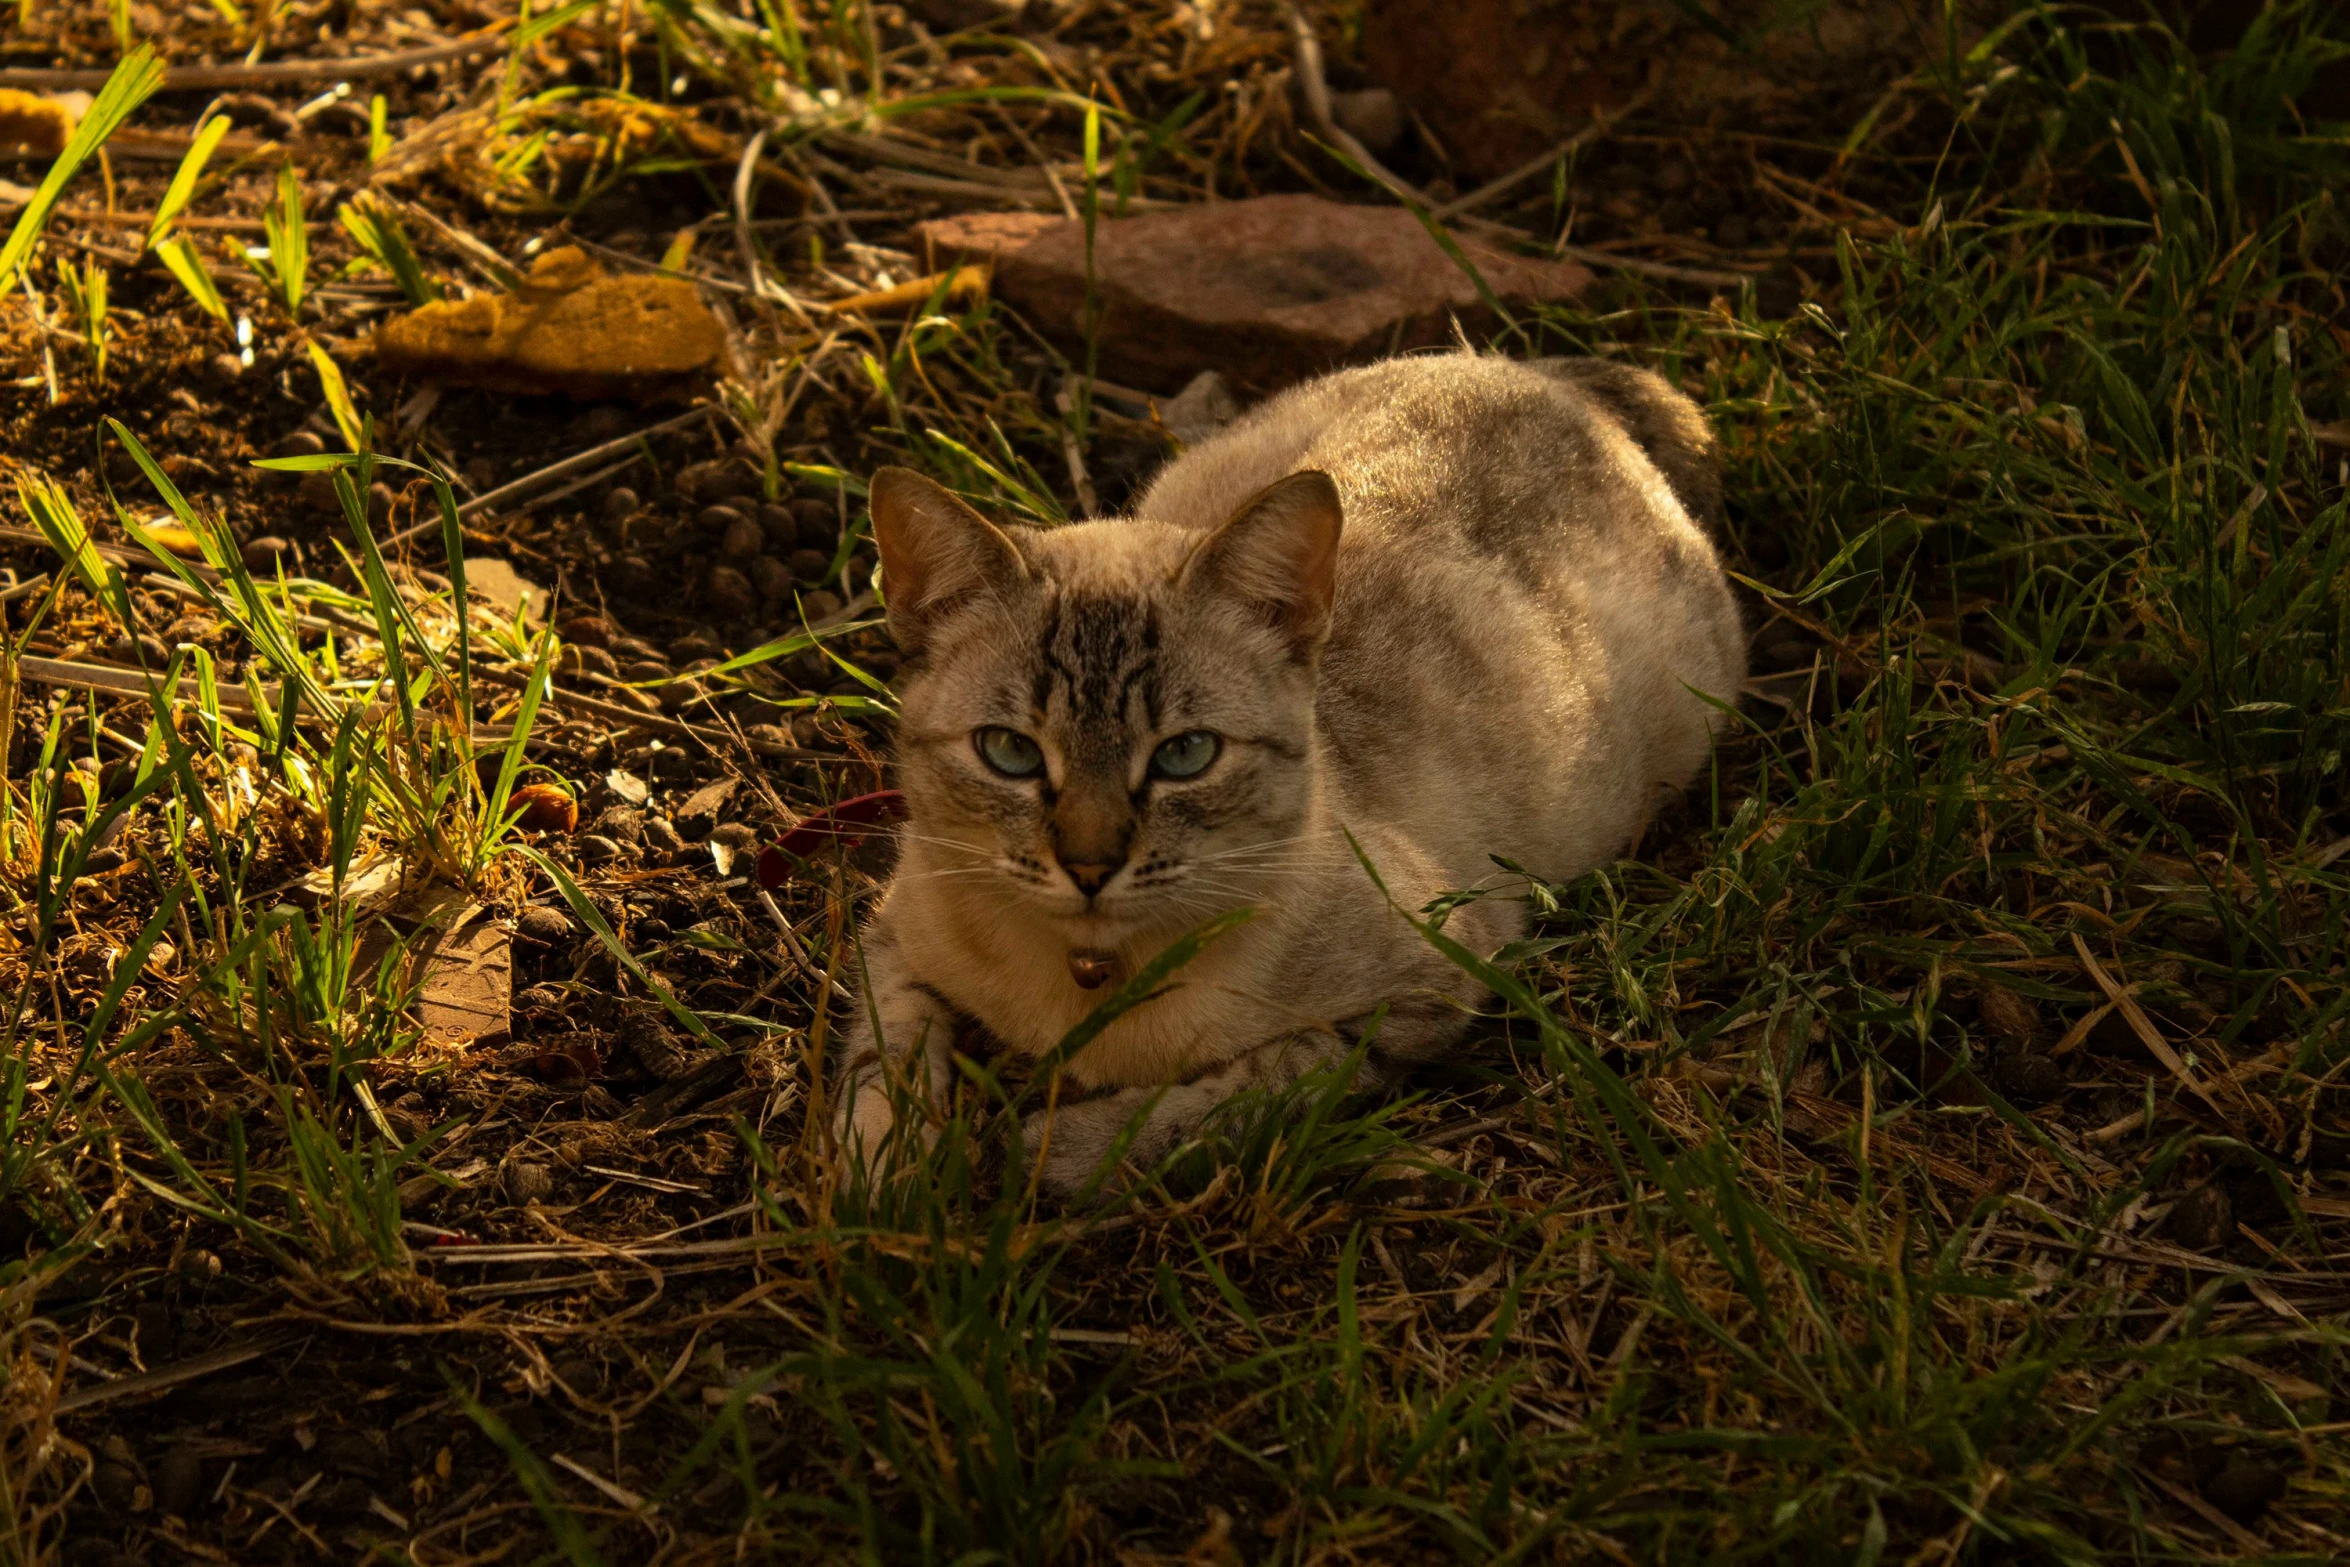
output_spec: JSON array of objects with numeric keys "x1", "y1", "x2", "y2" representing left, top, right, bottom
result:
[{"x1": 867, "y1": 466, "x2": 1343, "y2": 939}]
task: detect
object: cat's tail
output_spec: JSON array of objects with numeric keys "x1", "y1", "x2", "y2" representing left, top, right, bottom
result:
[{"x1": 1529, "y1": 357, "x2": 1723, "y2": 533}]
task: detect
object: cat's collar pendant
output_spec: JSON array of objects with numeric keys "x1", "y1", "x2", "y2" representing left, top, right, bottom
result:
[{"x1": 1068, "y1": 949, "x2": 1118, "y2": 990}]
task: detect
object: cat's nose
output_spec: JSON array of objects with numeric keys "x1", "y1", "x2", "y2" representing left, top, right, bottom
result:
[{"x1": 1057, "y1": 855, "x2": 1124, "y2": 898}]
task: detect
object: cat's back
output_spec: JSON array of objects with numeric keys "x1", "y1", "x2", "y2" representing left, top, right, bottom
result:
[{"x1": 1132, "y1": 353, "x2": 1719, "y2": 565}]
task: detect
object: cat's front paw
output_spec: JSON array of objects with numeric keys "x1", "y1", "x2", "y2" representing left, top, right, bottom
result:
[{"x1": 1021, "y1": 1088, "x2": 1192, "y2": 1200}]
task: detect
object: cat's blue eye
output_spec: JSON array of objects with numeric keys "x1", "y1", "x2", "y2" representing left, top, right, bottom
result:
[
  {"x1": 974, "y1": 727, "x2": 1044, "y2": 778},
  {"x1": 1150, "y1": 731, "x2": 1220, "y2": 780}
]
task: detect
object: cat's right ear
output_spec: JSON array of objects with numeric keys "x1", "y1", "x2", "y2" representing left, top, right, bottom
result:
[{"x1": 869, "y1": 468, "x2": 1029, "y2": 652}]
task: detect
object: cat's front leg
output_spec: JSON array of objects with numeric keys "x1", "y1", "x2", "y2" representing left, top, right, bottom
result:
[
  {"x1": 1021, "y1": 1029, "x2": 1359, "y2": 1199},
  {"x1": 831, "y1": 924, "x2": 961, "y2": 1167}
]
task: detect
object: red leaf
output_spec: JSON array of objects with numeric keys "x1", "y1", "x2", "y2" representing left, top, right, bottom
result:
[{"x1": 758, "y1": 789, "x2": 908, "y2": 887}]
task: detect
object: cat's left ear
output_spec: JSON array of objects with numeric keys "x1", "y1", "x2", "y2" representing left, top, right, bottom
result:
[
  {"x1": 1182, "y1": 470, "x2": 1343, "y2": 660},
  {"x1": 869, "y1": 467, "x2": 1030, "y2": 652}
]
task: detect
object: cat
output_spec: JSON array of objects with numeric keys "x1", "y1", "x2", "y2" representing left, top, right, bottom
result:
[{"x1": 834, "y1": 352, "x2": 1745, "y2": 1196}]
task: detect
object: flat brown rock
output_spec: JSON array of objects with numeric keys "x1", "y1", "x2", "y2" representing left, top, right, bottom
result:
[
  {"x1": 372, "y1": 246, "x2": 725, "y2": 401},
  {"x1": 918, "y1": 195, "x2": 1592, "y2": 394}
]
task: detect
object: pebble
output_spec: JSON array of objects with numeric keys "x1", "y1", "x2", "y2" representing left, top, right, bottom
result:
[
  {"x1": 368, "y1": 481, "x2": 396, "y2": 525},
  {"x1": 720, "y1": 514, "x2": 765, "y2": 561},
  {"x1": 210, "y1": 352, "x2": 246, "y2": 381},
  {"x1": 612, "y1": 635, "x2": 665, "y2": 663},
  {"x1": 297, "y1": 470, "x2": 341, "y2": 516},
  {"x1": 604, "y1": 768, "x2": 649, "y2": 807},
  {"x1": 620, "y1": 659, "x2": 673, "y2": 685},
  {"x1": 801, "y1": 589, "x2": 844, "y2": 620},
  {"x1": 504, "y1": 1161, "x2": 556, "y2": 1204},
  {"x1": 757, "y1": 501, "x2": 799, "y2": 549},
  {"x1": 92, "y1": 1461, "x2": 139, "y2": 1512},
  {"x1": 557, "y1": 644, "x2": 619, "y2": 679},
  {"x1": 697, "y1": 502, "x2": 748, "y2": 536},
  {"x1": 580, "y1": 405, "x2": 632, "y2": 442},
  {"x1": 576, "y1": 833, "x2": 625, "y2": 864},
  {"x1": 792, "y1": 498, "x2": 838, "y2": 548},
  {"x1": 643, "y1": 816, "x2": 686, "y2": 853},
  {"x1": 2165, "y1": 1182, "x2": 2235, "y2": 1252},
  {"x1": 742, "y1": 722, "x2": 795, "y2": 755},
  {"x1": 590, "y1": 805, "x2": 646, "y2": 844},
  {"x1": 274, "y1": 429, "x2": 326, "y2": 458},
  {"x1": 514, "y1": 906, "x2": 575, "y2": 944},
  {"x1": 516, "y1": 983, "x2": 567, "y2": 1012},
  {"x1": 101, "y1": 633, "x2": 169, "y2": 666},
  {"x1": 789, "y1": 547, "x2": 832, "y2": 582},
  {"x1": 1976, "y1": 987, "x2": 2039, "y2": 1042},
  {"x1": 555, "y1": 613, "x2": 613, "y2": 647},
  {"x1": 657, "y1": 678, "x2": 708, "y2": 714},
  {"x1": 678, "y1": 458, "x2": 755, "y2": 504},
  {"x1": 706, "y1": 565, "x2": 757, "y2": 619},
  {"x1": 1331, "y1": 86, "x2": 1406, "y2": 153},
  {"x1": 240, "y1": 535, "x2": 292, "y2": 572},
  {"x1": 673, "y1": 634, "x2": 724, "y2": 662},
  {"x1": 464, "y1": 456, "x2": 501, "y2": 492},
  {"x1": 602, "y1": 486, "x2": 640, "y2": 522},
  {"x1": 750, "y1": 555, "x2": 793, "y2": 600}
]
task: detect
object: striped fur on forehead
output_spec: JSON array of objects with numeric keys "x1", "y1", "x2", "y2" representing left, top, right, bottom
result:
[{"x1": 1032, "y1": 585, "x2": 1165, "y2": 741}]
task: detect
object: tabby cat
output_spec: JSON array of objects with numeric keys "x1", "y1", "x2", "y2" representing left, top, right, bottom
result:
[{"x1": 836, "y1": 353, "x2": 1744, "y2": 1194}]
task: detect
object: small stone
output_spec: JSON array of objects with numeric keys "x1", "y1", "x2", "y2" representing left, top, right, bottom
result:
[
  {"x1": 792, "y1": 498, "x2": 838, "y2": 548},
  {"x1": 556, "y1": 613, "x2": 613, "y2": 647},
  {"x1": 210, "y1": 351, "x2": 246, "y2": 381},
  {"x1": 368, "y1": 481, "x2": 397, "y2": 525},
  {"x1": 697, "y1": 503, "x2": 748, "y2": 536},
  {"x1": 646, "y1": 746, "x2": 693, "y2": 780},
  {"x1": 636, "y1": 916, "x2": 672, "y2": 943},
  {"x1": 918, "y1": 195, "x2": 1592, "y2": 393},
  {"x1": 604, "y1": 768, "x2": 650, "y2": 807},
  {"x1": 757, "y1": 502, "x2": 799, "y2": 549},
  {"x1": 789, "y1": 548, "x2": 832, "y2": 582},
  {"x1": 154, "y1": 1447, "x2": 202, "y2": 1517},
  {"x1": 516, "y1": 983, "x2": 566, "y2": 1011},
  {"x1": 743, "y1": 723, "x2": 795, "y2": 756},
  {"x1": 657, "y1": 678, "x2": 708, "y2": 714},
  {"x1": 1990, "y1": 1044, "x2": 2063, "y2": 1107},
  {"x1": 2203, "y1": 1457, "x2": 2287, "y2": 1522},
  {"x1": 674, "y1": 778, "x2": 737, "y2": 838},
  {"x1": 2165, "y1": 1182, "x2": 2235, "y2": 1252},
  {"x1": 298, "y1": 469, "x2": 342, "y2": 515},
  {"x1": 274, "y1": 429, "x2": 327, "y2": 458},
  {"x1": 643, "y1": 816, "x2": 686, "y2": 853},
  {"x1": 465, "y1": 456, "x2": 501, "y2": 492},
  {"x1": 802, "y1": 589, "x2": 844, "y2": 621},
  {"x1": 576, "y1": 833, "x2": 625, "y2": 864},
  {"x1": 612, "y1": 635, "x2": 665, "y2": 663},
  {"x1": 590, "y1": 805, "x2": 645, "y2": 844},
  {"x1": 720, "y1": 514, "x2": 765, "y2": 560},
  {"x1": 706, "y1": 565, "x2": 756, "y2": 619},
  {"x1": 673, "y1": 633, "x2": 725, "y2": 662},
  {"x1": 620, "y1": 659, "x2": 672, "y2": 685},
  {"x1": 602, "y1": 486, "x2": 640, "y2": 521},
  {"x1": 678, "y1": 459, "x2": 756, "y2": 505},
  {"x1": 515, "y1": 906, "x2": 574, "y2": 945},
  {"x1": 1331, "y1": 87, "x2": 1406, "y2": 153},
  {"x1": 100, "y1": 633, "x2": 169, "y2": 666},
  {"x1": 750, "y1": 555, "x2": 793, "y2": 599},
  {"x1": 579, "y1": 405, "x2": 632, "y2": 442},
  {"x1": 240, "y1": 535, "x2": 292, "y2": 572},
  {"x1": 92, "y1": 1461, "x2": 139, "y2": 1512},
  {"x1": 1977, "y1": 987, "x2": 2039, "y2": 1042},
  {"x1": 504, "y1": 1161, "x2": 555, "y2": 1204},
  {"x1": 557, "y1": 643, "x2": 618, "y2": 679}
]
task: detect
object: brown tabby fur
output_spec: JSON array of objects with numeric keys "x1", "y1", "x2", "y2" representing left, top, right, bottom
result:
[{"x1": 838, "y1": 353, "x2": 1744, "y2": 1195}]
